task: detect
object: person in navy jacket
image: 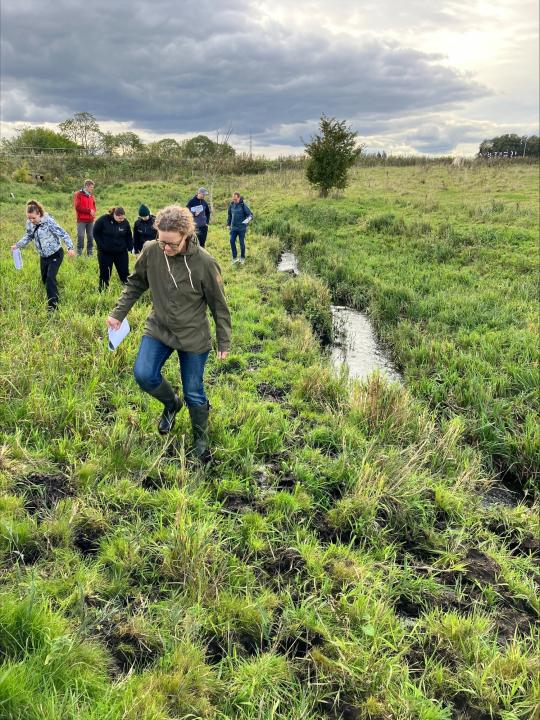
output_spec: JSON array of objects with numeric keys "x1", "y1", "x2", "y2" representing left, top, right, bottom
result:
[
  {"x1": 227, "y1": 192, "x2": 252, "y2": 264},
  {"x1": 186, "y1": 187, "x2": 211, "y2": 248},
  {"x1": 93, "y1": 206, "x2": 133, "y2": 290}
]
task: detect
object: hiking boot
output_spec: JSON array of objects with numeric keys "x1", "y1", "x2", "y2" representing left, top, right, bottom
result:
[{"x1": 188, "y1": 402, "x2": 211, "y2": 463}]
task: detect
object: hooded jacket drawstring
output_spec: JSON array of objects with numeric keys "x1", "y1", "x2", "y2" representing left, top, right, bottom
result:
[
  {"x1": 164, "y1": 251, "x2": 195, "y2": 292},
  {"x1": 184, "y1": 255, "x2": 194, "y2": 291}
]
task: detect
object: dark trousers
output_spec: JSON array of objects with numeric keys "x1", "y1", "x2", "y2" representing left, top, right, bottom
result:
[
  {"x1": 40, "y1": 248, "x2": 64, "y2": 309},
  {"x1": 133, "y1": 335, "x2": 209, "y2": 407},
  {"x1": 196, "y1": 225, "x2": 208, "y2": 248},
  {"x1": 98, "y1": 249, "x2": 129, "y2": 290},
  {"x1": 230, "y1": 229, "x2": 246, "y2": 259}
]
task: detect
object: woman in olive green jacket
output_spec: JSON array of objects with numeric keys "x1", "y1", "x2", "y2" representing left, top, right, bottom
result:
[{"x1": 107, "y1": 205, "x2": 231, "y2": 461}]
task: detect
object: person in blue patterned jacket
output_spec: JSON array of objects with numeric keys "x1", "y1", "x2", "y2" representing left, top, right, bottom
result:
[{"x1": 11, "y1": 199, "x2": 75, "y2": 311}]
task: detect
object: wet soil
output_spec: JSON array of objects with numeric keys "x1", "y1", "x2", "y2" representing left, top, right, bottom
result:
[
  {"x1": 203, "y1": 630, "x2": 268, "y2": 664},
  {"x1": 452, "y1": 692, "x2": 501, "y2": 720},
  {"x1": 321, "y1": 698, "x2": 361, "y2": 720},
  {"x1": 141, "y1": 473, "x2": 168, "y2": 490},
  {"x1": 261, "y1": 546, "x2": 306, "y2": 577},
  {"x1": 256, "y1": 382, "x2": 289, "y2": 402},
  {"x1": 481, "y1": 485, "x2": 519, "y2": 509},
  {"x1": 73, "y1": 516, "x2": 106, "y2": 556},
  {"x1": 486, "y1": 520, "x2": 540, "y2": 564},
  {"x1": 461, "y1": 548, "x2": 501, "y2": 585},
  {"x1": 494, "y1": 606, "x2": 536, "y2": 641},
  {"x1": 18, "y1": 473, "x2": 76, "y2": 515},
  {"x1": 95, "y1": 618, "x2": 163, "y2": 673}
]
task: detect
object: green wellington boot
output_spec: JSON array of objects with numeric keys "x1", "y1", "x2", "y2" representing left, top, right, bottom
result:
[
  {"x1": 188, "y1": 402, "x2": 211, "y2": 462},
  {"x1": 148, "y1": 380, "x2": 183, "y2": 435}
]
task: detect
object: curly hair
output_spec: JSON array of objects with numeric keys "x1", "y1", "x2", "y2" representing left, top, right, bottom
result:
[{"x1": 155, "y1": 205, "x2": 195, "y2": 237}]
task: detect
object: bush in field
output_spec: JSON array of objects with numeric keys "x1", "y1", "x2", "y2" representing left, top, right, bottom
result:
[
  {"x1": 11, "y1": 162, "x2": 33, "y2": 183},
  {"x1": 304, "y1": 115, "x2": 362, "y2": 197}
]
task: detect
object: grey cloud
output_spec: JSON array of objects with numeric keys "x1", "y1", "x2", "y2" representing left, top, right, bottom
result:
[{"x1": 0, "y1": 0, "x2": 487, "y2": 146}]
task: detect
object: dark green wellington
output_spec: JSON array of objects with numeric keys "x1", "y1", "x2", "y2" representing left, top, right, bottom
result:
[
  {"x1": 148, "y1": 380, "x2": 183, "y2": 435},
  {"x1": 188, "y1": 402, "x2": 211, "y2": 462}
]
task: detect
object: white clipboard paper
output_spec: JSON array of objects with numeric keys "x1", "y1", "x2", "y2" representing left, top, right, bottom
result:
[
  {"x1": 108, "y1": 319, "x2": 130, "y2": 351},
  {"x1": 12, "y1": 248, "x2": 23, "y2": 269}
]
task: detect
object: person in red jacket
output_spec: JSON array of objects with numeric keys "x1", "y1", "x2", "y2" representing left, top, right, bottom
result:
[{"x1": 73, "y1": 179, "x2": 96, "y2": 256}]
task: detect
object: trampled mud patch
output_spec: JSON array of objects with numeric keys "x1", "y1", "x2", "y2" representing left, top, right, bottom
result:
[
  {"x1": 481, "y1": 485, "x2": 519, "y2": 509},
  {"x1": 277, "y1": 630, "x2": 324, "y2": 660},
  {"x1": 219, "y1": 492, "x2": 256, "y2": 514},
  {"x1": 262, "y1": 546, "x2": 307, "y2": 577},
  {"x1": 203, "y1": 630, "x2": 267, "y2": 663},
  {"x1": 141, "y1": 473, "x2": 167, "y2": 490},
  {"x1": 452, "y1": 692, "x2": 500, "y2": 720},
  {"x1": 321, "y1": 697, "x2": 361, "y2": 720},
  {"x1": 256, "y1": 382, "x2": 289, "y2": 402},
  {"x1": 97, "y1": 618, "x2": 163, "y2": 673},
  {"x1": 486, "y1": 520, "x2": 540, "y2": 564},
  {"x1": 406, "y1": 636, "x2": 460, "y2": 675},
  {"x1": 494, "y1": 606, "x2": 535, "y2": 641},
  {"x1": 18, "y1": 473, "x2": 76, "y2": 515},
  {"x1": 73, "y1": 516, "x2": 107, "y2": 556},
  {"x1": 462, "y1": 548, "x2": 501, "y2": 585}
]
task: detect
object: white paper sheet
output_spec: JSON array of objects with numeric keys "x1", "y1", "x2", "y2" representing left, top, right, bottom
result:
[
  {"x1": 242, "y1": 216, "x2": 253, "y2": 225},
  {"x1": 12, "y1": 248, "x2": 23, "y2": 269},
  {"x1": 108, "y1": 318, "x2": 130, "y2": 351}
]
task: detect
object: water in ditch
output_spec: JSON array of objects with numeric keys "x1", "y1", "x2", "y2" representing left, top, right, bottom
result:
[{"x1": 277, "y1": 251, "x2": 401, "y2": 382}]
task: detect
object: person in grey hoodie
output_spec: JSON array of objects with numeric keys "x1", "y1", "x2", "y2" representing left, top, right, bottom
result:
[
  {"x1": 11, "y1": 199, "x2": 75, "y2": 310},
  {"x1": 106, "y1": 205, "x2": 231, "y2": 462}
]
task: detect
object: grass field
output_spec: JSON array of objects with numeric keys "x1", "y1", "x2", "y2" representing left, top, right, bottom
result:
[{"x1": 0, "y1": 165, "x2": 539, "y2": 719}]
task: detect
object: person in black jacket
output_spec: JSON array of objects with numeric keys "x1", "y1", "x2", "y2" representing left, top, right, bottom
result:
[
  {"x1": 133, "y1": 204, "x2": 157, "y2": 254},
  {"x1": 186, "y1": 187, "x2": 211, "y2": 248},
  {"x1": 93, "y1": 206, "x2": 133, "y2": 290}
]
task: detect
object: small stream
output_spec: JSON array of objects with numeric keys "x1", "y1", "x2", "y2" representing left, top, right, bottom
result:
[
  {"x1": 277, "y1": 251, "x2": 401, "y2": 382},
  {"x1": 276, "y1": 252, "x2": 300, "y2": 275},
  {"x1": 331, "y1": 305, "x2": 401, "y2": 383}
]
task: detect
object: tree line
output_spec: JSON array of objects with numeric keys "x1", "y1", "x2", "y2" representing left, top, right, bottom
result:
[
  {"x1": 478, "y1": 133, "x2": 539, "y2": 158},
  {"x1": 1, "y1": 112, "x2": 237, "y2": 160}
]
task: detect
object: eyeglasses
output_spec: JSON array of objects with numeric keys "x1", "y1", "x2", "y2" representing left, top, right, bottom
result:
[{"x1": 158, "y1": 240, "x2": 183, "y2": 249}]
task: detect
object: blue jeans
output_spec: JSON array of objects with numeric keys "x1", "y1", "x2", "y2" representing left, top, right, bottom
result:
[
  {"x1": 230, "y1": 229, "x2": 246, "y2": 259},
  {"x1": 133, "y1": 335, "x2": 209, "y2": 407}
]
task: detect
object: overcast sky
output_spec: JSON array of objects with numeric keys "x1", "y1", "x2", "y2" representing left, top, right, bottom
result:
[{"x1": 1, "y1": 0, "x2": 538, "y2": 156}]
